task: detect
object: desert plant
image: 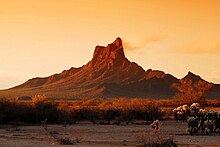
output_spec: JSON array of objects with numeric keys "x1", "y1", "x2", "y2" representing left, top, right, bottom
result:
[
  {"x1": 56, "y1": 137, "x2": 75, "y2": 145},
  {"x1": 136, "y1": 131, "x2": 177, "y2": 147}
]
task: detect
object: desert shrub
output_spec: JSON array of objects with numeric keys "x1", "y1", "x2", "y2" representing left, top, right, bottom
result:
[
  {"x1": 4, "y1": 97, "x2": 218, "y2": 124},
  {"x1": 0, "y1": 100, "x2": 35, "y2": 123},
  {"x1": 206, "y1": 99, "x2": 220, "y2": 107},
  {"x1": 13, "y1": 104, "x2": 35, "y2": 123},
  {"x1": 136, "y1": 130, "x2": 177, "y2": 147},
  {"x1": 76, "y1": 108, "x2": 100, "y2": 123},
  {"x1": 56, "y1": 137, "x2": 75, "y2": 145},
  {"x1": 102, "y1": 109, "x2": 119, "y2": 124},
  {"x1": 35, "y1": 100, "x2": 59, "y2": 122},
  {"x1": 118, "y1": 110, "x2": 137, "y2": 124},
  {"x1": 173, "y1": 92, "x2": 211, "y2": 107},
  {"x1": 144, "y1": 105, "x2": 164, "y2": 121},
  {"x1": 0, "y1": 99, "x2": 63, "y2": 124}
]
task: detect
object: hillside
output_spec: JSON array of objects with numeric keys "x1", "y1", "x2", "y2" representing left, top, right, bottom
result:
[{"x1": 0, "y1": 38, "x2": 219, "y2": 100}]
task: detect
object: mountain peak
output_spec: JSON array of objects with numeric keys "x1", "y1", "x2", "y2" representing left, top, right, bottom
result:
[
  {"x1": 183, "y1": 71, "x2": 202, "y2": 82},
  {"x1": 90, "y1": 37, "x2": 126, "y2": 67},
  {"x1": 112, "y1": 37, "x2": 123, "y2": 48},
  {"x1": 187, "y1": 71, "x2": 199, "y2": 77},
  {"x1": 85, "y1": 38, "x2": 145, "y2": 84},
  {"x1": 4, "y1": 38, "x2": 220, "y2": 100}
]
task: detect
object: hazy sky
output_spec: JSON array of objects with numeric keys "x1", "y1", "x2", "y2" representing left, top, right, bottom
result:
[{"x1": 1, "y1": 0, "x2": 220, "y2": 89}]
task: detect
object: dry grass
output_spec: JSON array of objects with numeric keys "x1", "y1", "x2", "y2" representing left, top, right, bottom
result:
[{"x1": 136, "y1": 130, "x2": 177, "y2": 147}]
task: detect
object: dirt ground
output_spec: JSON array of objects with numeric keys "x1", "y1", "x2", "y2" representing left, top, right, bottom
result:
[{"x1": 0, "y1": 120, "x2": 219, "y2": 147}]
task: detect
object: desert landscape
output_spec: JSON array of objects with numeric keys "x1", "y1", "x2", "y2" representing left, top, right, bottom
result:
[
  {"x1": 0, "y1": 98, "x2": 219, "y2": 146},
  {"x1": 1, "y1": 37, "x2": 220, "y2": 100},
  {"x1": 0, "y1": 121, "x2": 219, "y2": 147},
  {"x1": 1, "y1": 1, "x2": 220, "y2": 147}
]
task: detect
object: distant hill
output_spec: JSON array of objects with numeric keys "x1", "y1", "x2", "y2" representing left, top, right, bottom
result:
[{"x1": 0, "y1": 37, "x2": 219, "y2": 100}]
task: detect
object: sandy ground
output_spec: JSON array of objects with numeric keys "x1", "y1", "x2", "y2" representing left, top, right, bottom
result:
[{"x1": 0, "y1": 120, "x2": 219, "y2": 147}]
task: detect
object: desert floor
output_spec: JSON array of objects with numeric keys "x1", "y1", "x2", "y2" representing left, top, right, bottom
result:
[{"x1": 0, "y1": 120, "x2": 219, "y2": 147}]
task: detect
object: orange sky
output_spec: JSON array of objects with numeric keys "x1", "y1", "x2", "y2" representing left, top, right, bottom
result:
[{"x1": 1, "y1": 0, "x2": 220, "y2": 89}]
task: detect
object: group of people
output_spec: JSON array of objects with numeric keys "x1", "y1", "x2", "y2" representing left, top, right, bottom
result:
[{"x1": 173, "y1": 103, "x2": 220, "y2": 135}]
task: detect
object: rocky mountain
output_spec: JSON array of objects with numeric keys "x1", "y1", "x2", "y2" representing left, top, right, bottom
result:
[{"x1": 0, "y1": 38, "x2": 220, "y2": 100}]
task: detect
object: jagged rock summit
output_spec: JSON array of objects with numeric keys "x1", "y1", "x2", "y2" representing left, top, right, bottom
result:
[
  {"x1": 91, "y1": 37, "x2": 125, "y2": 67},
  {"x1": 182, "y1": 71, "x2": 203, "y2": 82},
  {"x1": 0, "y1": 37, "x2": 219, "y2": 100}
]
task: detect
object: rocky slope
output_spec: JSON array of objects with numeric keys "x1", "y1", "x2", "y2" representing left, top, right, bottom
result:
[{"x1": 0, "y1": 38, "x2": 219, "y2": 99}]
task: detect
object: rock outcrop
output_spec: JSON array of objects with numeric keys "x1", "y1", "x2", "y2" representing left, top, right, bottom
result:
[{"x1": 0, "y1": 38, "x2": 219, "y2": 99}]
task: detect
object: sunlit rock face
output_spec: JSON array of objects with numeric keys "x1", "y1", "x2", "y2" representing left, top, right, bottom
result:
[{"x1": 2, "y1": 38, "x2": 220, "y2": 99}]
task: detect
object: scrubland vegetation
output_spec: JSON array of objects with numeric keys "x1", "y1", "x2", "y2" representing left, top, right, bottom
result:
[
  {"x1": 0, "y1": 96, "x2": 219, "y2": 124},
  {"x1": 0, "y1": 98, "x2": 163, "y2": 124},
  {"x1": 0, "y1": 97, "x2": 219, "y2": 146}
]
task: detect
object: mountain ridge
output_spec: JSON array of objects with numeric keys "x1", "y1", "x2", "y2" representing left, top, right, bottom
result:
[{"x1": 1, "y1": 37, "x2": 220, "y2": 100}]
